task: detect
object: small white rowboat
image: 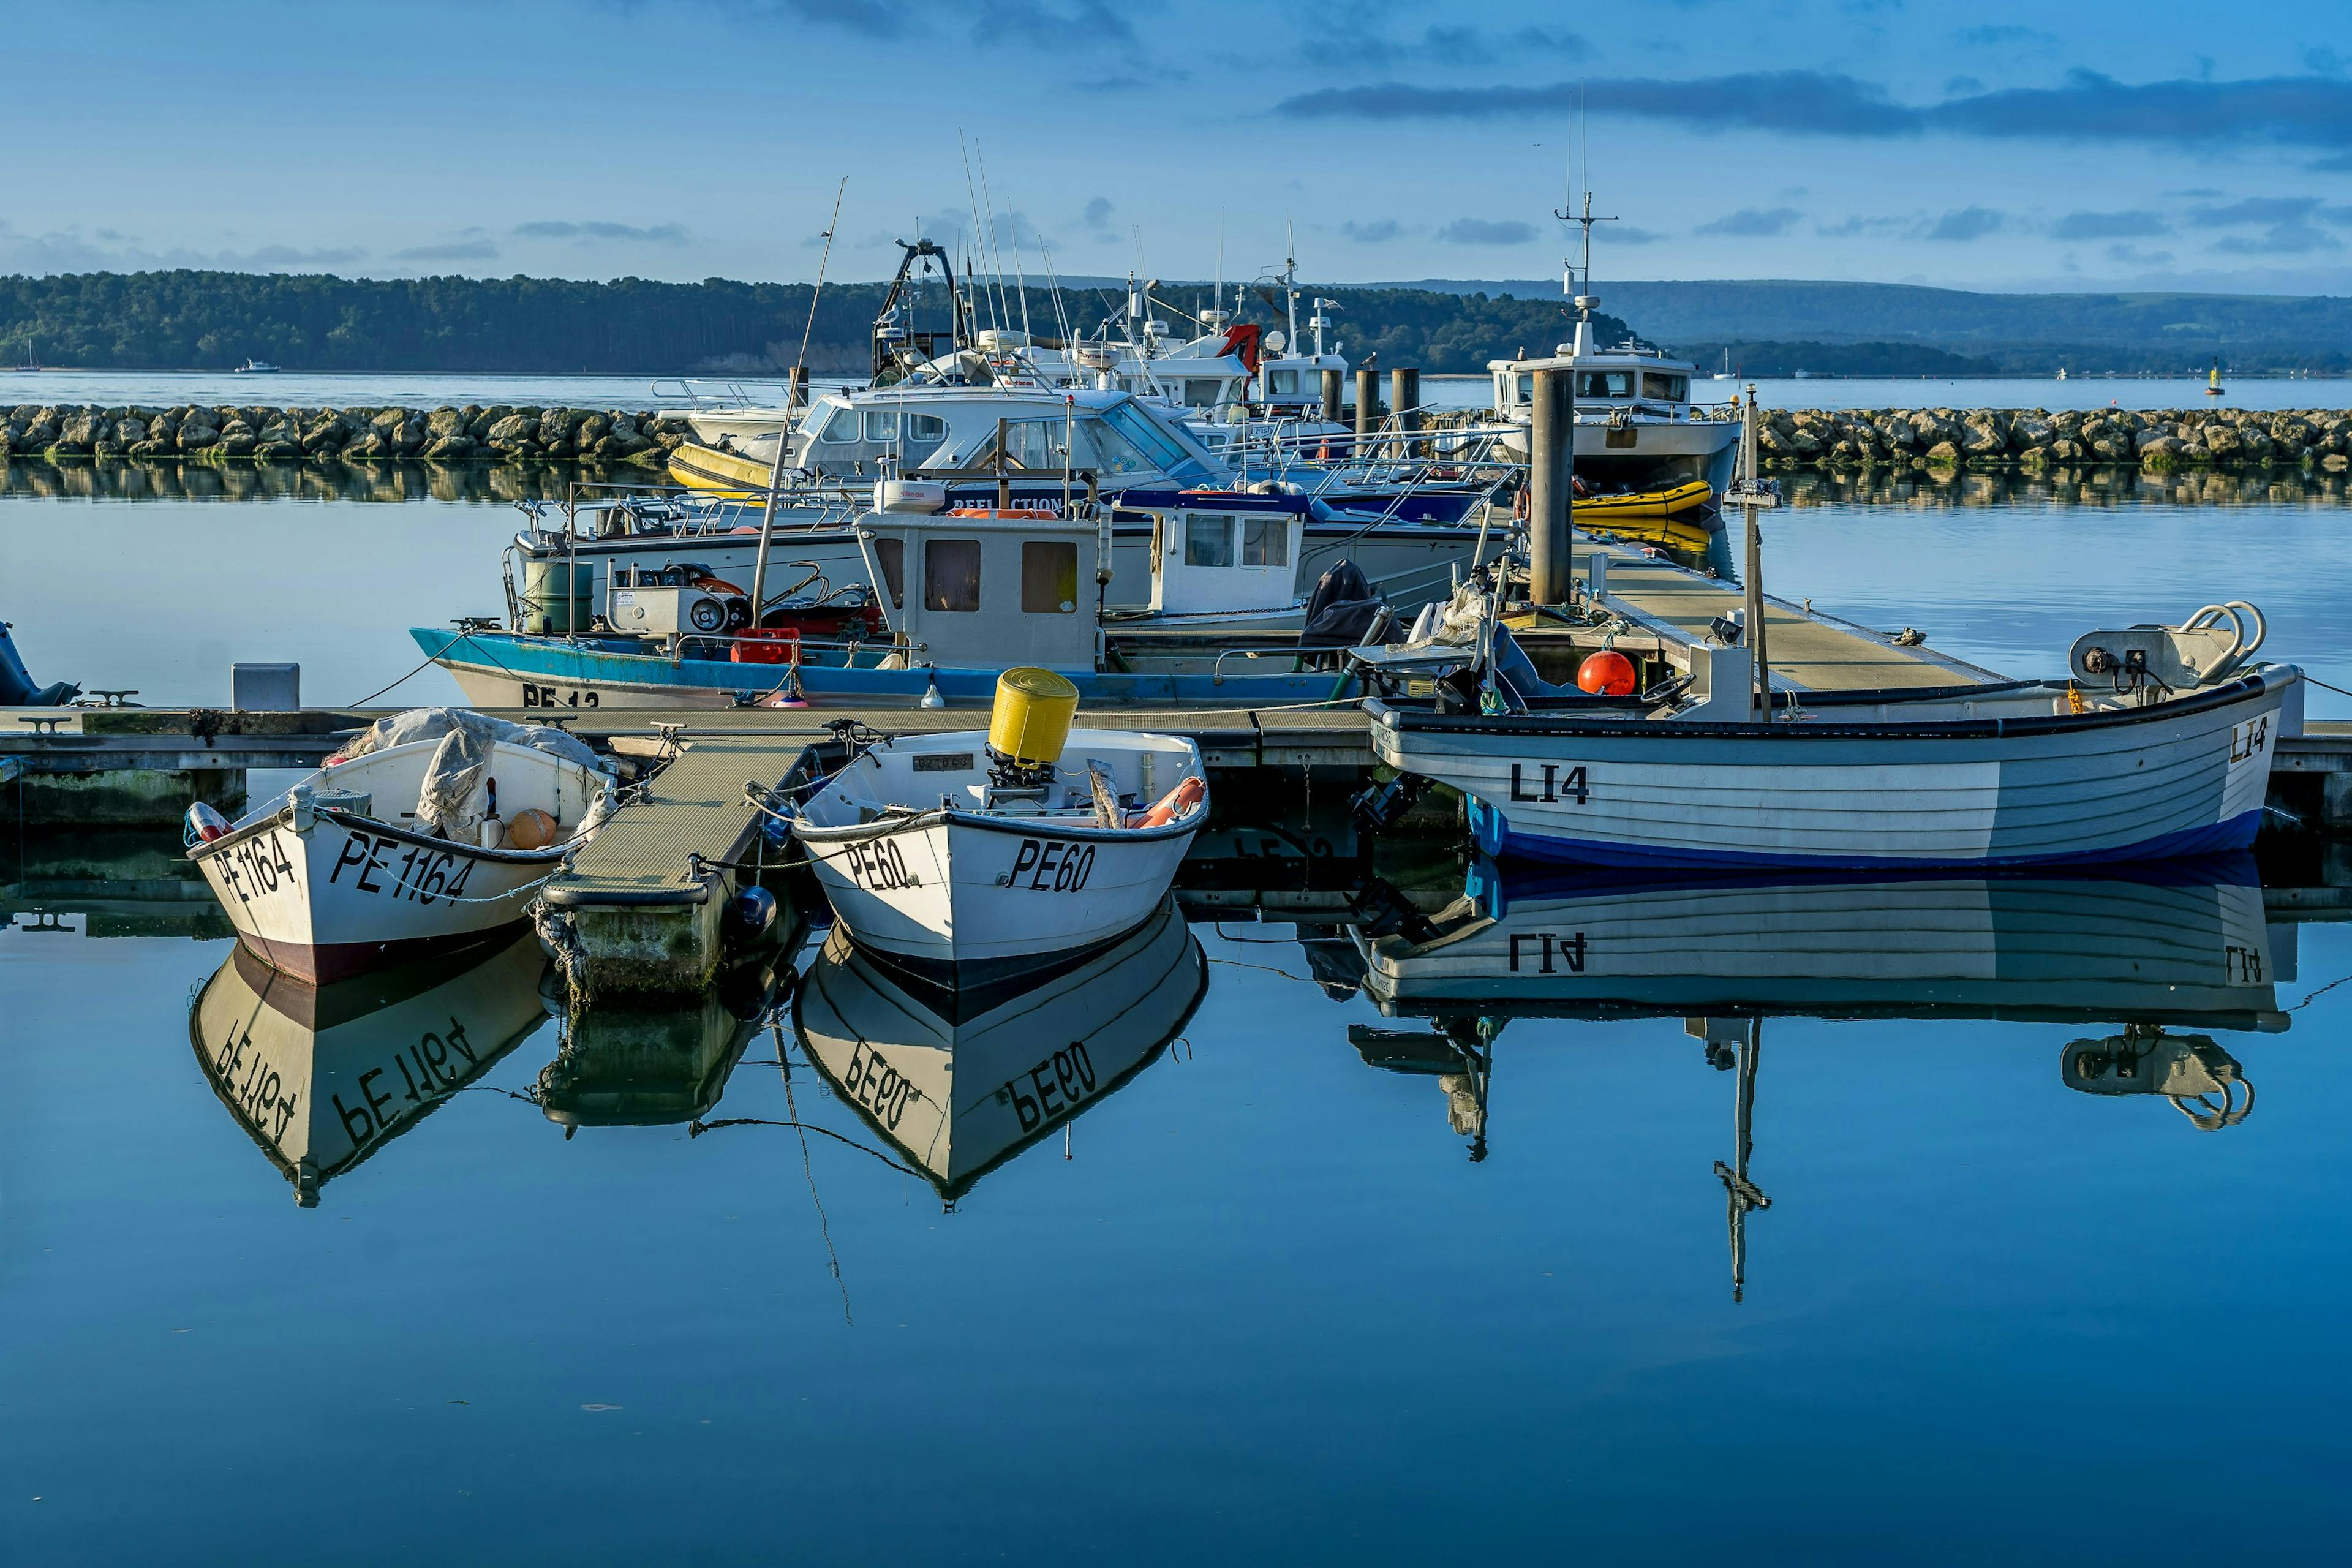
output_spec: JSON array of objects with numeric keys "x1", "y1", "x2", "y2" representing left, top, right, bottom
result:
[
  {"x1": 794, "y1": 723, "x2": 1209, "y2": 982},
  {"x1": 189, "y1": 709, "x2": 615, "y2": 982}
]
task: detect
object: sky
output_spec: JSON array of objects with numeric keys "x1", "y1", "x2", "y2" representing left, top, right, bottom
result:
[{"x1": 4, "y1": 0, "x2": 2352, "y2": 296}]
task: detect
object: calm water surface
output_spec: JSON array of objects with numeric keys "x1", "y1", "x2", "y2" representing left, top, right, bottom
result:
[{"x1": 2, "y1": 482, "x2": 2349, "y2": 1562}]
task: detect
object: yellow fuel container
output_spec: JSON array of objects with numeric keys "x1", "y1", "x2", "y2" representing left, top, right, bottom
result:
[{"x1": 988, "y1": 667, "x2": 1080, "y2": 766}]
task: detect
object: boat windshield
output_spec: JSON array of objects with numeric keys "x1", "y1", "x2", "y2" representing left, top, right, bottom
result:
[
  {"x1": 1101, "y1": 400, "x2": 1215, "y2": 484},
  {"x1": 971, "y1": 410, "x2": 1211, "y2": 483}
]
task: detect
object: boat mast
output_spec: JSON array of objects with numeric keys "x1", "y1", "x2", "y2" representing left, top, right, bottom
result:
[
  {"x1": 1283, "y1": 218, "x2": 1300, "y2": 353},
  {"x1": 755, "y1": 178, "x2": 846, "y2": 624},
  {"x1": 1552, "y1": 187, "x2": 1616, "y2": 358},
  {"x1": 1737, "y1": 385, "x2": 1774, "y2": 716}
]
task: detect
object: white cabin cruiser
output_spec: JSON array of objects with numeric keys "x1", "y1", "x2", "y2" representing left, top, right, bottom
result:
[
  {"x1": 791, "y1": 670, "x2": 1209, "y2": 978},
  {"x1": 187, "y1": 709, "x2": 618, "y2": 981},
  {"x1": 1487, "y1": 306, "x2": 1740, "y2": 492},
  {"x1": 1487, "y1": 193, "x2": 1740, "y2": 494}
]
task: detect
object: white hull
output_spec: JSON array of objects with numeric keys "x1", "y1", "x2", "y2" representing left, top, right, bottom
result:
[
  {"x1": 190, "y1": 727, "x2": 611, "y2": 981},
  {"x1": 1491, "y1": 417, "x2": 1741, "y2": 489},
  {"x1": 794, "y1": 728, "x2": 1207, "y2": 973},
  {"x1": 1372, "y1": 669, "x2": 2295, "y2": 870},
  {"x1": 804, "y1": 812, "x2": 1195, "y2": 972},
  {"x1": 685, "y1": 409, "x2": 796, "y2": 447},
  {"x1": 194, "y1": 809, "x2": 565, "y2": 982}
]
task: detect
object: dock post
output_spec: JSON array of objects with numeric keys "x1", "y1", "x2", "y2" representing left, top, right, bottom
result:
[
  {"x1": 1354, "y1": 368, "x2": 1379, "y2": 461},
  {"x1": 1528, "y1": 368, "x2": 1572, "y2": 604},
  {"x1": 1739, "y1": 387, "x2": 1773, "y2": 717},
  {"x1": 1321, "y1": 369, "x2": 1343, "y2": 424},
  {"x1": 1389, "y1": 367, "x2": 1420, "y2": 461}
]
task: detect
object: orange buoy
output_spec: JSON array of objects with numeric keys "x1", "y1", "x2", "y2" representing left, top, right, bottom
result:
[
  {"x1": 1131, "y1": 775, "x2": 1204, "y2": 828},
  {"x1": 1577, "y1": 650, "x2": 1638, "y2": 696},
  {"x1": 506, "y1": 808, "x2": 560, "y2": 850}
]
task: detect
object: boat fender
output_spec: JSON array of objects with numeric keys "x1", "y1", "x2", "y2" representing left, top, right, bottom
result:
[
  {"x1": 1129, "y1": 775, "x2": 1204, "y2": 828},
  {"x1": 507, "y1": 807, "x2": 560, "y2": 850},
  {"x1": 722, "y1": 884, "x2": 778, "y2": 949},
  {"x1": 185, "y1": 801, "x2": 232, "y2": 846}
]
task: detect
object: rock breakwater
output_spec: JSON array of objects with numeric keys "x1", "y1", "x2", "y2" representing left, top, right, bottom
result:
[
  {"x1": 1755, "y1": 405, "x2": 2352, "y2": 471},
  {"x1": 0, "y1": 402, "x2": 696, "y2": 465}
]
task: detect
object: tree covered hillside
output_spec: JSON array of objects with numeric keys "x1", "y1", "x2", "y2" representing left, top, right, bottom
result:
[{"x1": 0, "y1": 270, "x2": 1630, "y2": 376}]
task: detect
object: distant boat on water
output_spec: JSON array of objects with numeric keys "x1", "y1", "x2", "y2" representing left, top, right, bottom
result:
[
  {"x1": 2056, "y1": 367, "x2": 2068, "y2": 380},
  {"x1": 234, "y1": 359, "x2": 282, "y2": 374}
]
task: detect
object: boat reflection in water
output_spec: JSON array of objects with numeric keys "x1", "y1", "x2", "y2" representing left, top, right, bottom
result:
[
  {"x1": 794, "y1": 897, "x2": 1207, "y2": 1203},
  {"x1": 1344, "y1": 856, "x2": 2288, "y2": 1297},
  {"x1": 188, "y1": 932, "x2": 554, "y2": 1205},
  {"x1": 535, "y1": 967, "x2": 775, "y2": 1131}
]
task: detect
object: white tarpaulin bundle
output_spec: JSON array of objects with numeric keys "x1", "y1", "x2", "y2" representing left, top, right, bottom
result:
[{"x1": 330, "y1": 708, "x2": 608, "y2": 839}]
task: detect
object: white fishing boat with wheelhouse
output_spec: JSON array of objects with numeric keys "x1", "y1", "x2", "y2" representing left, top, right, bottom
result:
[
  {"x1": 420, "y1": 481, "x2": 1414, "y2": 710},
  {"x1": 1360, "y1": 597, "x2": 2300, "y2": 870},
  {"x1": 1485, "y1": 193, "x2": 1740, "y2": 494},
  {"x1": 187, "y1": 709, "x2": 617, "y2": 981},
  {"x1": 790, "y1": 671, "x2": 1209, "y2": 979}
]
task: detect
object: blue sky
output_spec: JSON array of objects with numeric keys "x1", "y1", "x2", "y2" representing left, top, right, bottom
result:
[{"x1": 5, "y1": 0, "x2": 2351, "y2": 294}]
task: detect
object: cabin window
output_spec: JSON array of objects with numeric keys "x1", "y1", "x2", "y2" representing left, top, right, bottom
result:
[
  {"x1": 819, "y1": 405, "x2": 862, "y2": 442},
  {"x1": 1577, "y1": 371, "x2": 1635, "y2": 399},
  {"x1": 1239, "y1": 516, "x2": 1289, "y2": 568},
  {"x1": 863, "y1": 410, "x2": 899, "y2": 442},
  {"x1": 1183, "y1": 379, "x2": 1223, "y2": 407},
  {"x1": 872, "y1": 538, "x2": 905, "y2": 608},
  {"x1": 1022, "y1": 541, "x2": 1079, "y2": 613},
  {"x1": 1183, "y1": 513, "x2": 1234, "y2": 568},
  {"x1": 924, "y1": 538, "x2": 981, "y2": 612},
  {"x1": 905, "y1": 413, "x2": 946, "y2": 443},
  {"x1": 1514, "y1": 374, "x2": 1534, "y2": 402},
  {"x1": 1642, "y1": 373, "x2": 1689, "y2": 402},
  {"x1": 1267, "y1": 370, "x2": 1301, "y2": 396}
]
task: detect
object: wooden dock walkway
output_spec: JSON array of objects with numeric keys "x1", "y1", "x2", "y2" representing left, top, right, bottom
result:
[{"x1": 1572, "y1": 537, "x2": 2003, "y2": 692}]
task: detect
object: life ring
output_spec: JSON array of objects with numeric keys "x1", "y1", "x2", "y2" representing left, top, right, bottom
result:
[
  {"x1": 1512, "y1": 486, "x2": 1529, "y2": 521},
  {"x1": 1129, "y1": 775, "x2": 1204, "y2": 828}
]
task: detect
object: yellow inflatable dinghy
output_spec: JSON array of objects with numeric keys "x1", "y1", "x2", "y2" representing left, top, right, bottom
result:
[
  {"x1": 668, "y1": 440, "x2": 779, "y2": 497},
  {"x1": 1574, "y1": 478, "x2": 1714, "y2": 521}
]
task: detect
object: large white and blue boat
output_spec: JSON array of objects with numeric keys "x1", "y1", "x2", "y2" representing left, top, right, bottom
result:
[{"x1": 417, "y1": 486, "x2": 1407, "y2": 710}]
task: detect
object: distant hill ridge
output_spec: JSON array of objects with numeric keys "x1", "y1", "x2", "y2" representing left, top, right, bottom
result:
[
  {"x1": 4, "y1": 268, "x2": 2346, "y2": 376},
  {"x1": 1378, "y1": 278, "x2": 2352, "y2": 369}
]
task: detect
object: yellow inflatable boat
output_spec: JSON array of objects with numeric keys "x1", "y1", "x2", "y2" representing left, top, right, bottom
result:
[
  {"x1": 1569, "y1": 479, "x2": 1719, "y2": 554},
  {"x1": 668, "y1": 440, "x2": 778, "y2": 497},
  {"x1": 1574, "y1": 478, "x2": 1714, "y2": 521}
]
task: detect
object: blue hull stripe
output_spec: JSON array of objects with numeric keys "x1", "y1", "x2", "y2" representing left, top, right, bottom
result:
[{"x1": 1466, "y1": 797, "x2": 2266, "y2": 871}]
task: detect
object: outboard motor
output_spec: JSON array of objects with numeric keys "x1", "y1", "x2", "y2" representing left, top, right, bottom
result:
[
  {"x1": 1298, "y1": 560, "x2": 1391, "y2": 650},
  {"x1": 0, "y1": 622, "x2": 78, "y2": 706}
]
